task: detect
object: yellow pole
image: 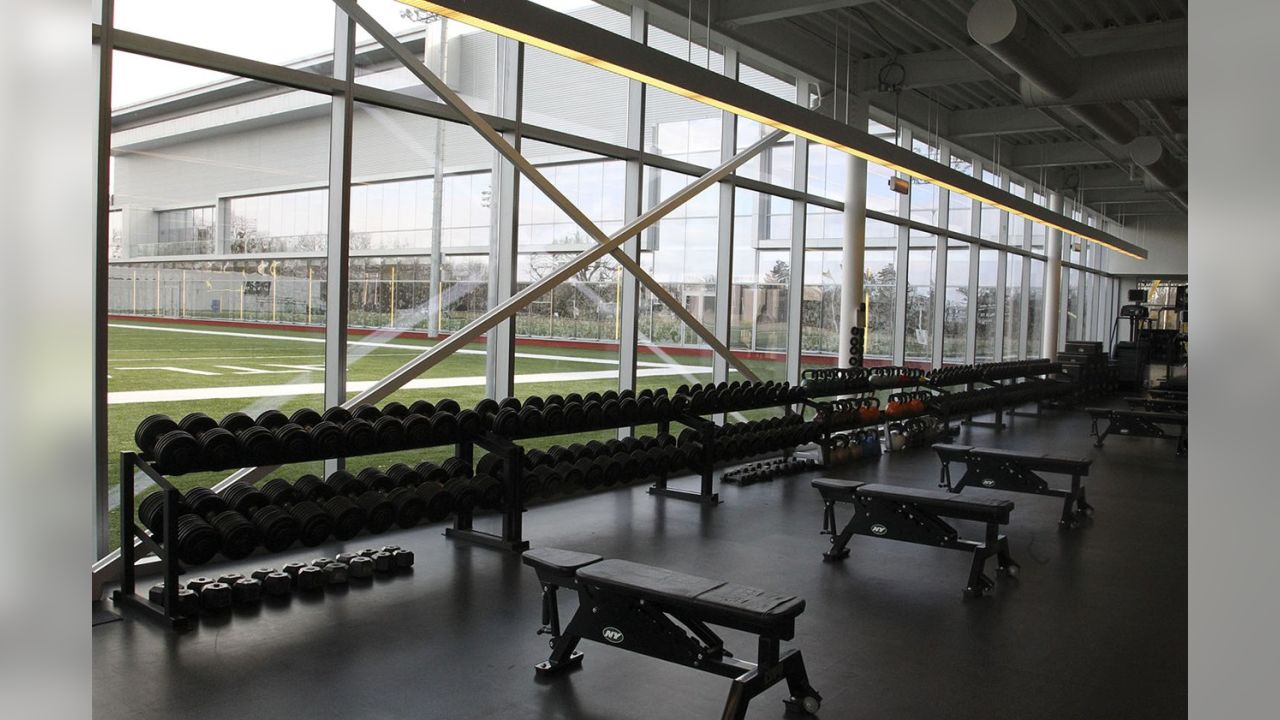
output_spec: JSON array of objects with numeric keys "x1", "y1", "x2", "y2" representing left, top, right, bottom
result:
[
  {"x1": 239, "y1": 270, "x2": 245, "y2": 320},
  {"x1": 131, "y1": 270, "x2": 137, "y2": 314},
  {"x1": 181, "y1": 270, "x2": 187, "y2": 317},
  {"x1": 154, "y1": 270, "x2": 160, "y2": 316},
  {"x1": 614, "y1": 270, "x2": 621, "y2": 340},
  {"x1": 307, "y1": 266, "x2": 313, "y2": 325},
  {"x1": 390, "y1": 265, "x2": 397, "y2": 328},
  {"x1": 271, "y1": 262, "x2": 278, "y2": 322}
]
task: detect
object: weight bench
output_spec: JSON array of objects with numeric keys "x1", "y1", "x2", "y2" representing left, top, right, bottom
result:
[
  {"x1": 1124, "y1": 396, "x2": 1187, "y2": 413},
  {"x1": 1087, "y1": 408, "x2": 1188, "y2": 456},
  {"x1": 932, "y1": 443, "x2": 1094, "y2": 528},
  {"x1": 811, "y1": 479, "x2": 1019, "y2": 598},
  {"x1": 522, "y1": 548, "x2": 822, "y2": 720}
]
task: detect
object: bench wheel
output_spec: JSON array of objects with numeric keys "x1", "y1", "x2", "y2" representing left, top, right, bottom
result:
[{"x1": 998, "y1": 563, "x2": 1020, "y2": 579}]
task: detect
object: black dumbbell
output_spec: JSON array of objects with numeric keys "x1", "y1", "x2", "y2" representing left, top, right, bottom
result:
[
  {"x1": 134, "y1": 414, "x2": 178, "y2": 455},
  {"x1": 221, "y1": 480, "x2": 300, "y2": 553},
  {"x1": 137, "y1": 491, "x2": 221, "y2": 565},
  {"x1": 260, "y1": 477, "x2": 335, "y2": 547},
  {"x1": 289, "y1": 408, "x2": 323, "y2": 428},
  {"x1": 183, "y1": 487, "x2": 259, "y2": 561},
  {"x1": 417, "y1": 461, "x2": 474, "y2": 514},
  {"x1": 324, "y1": 470, "x2": 393, "y2": 534},
  {"x1": 475, "y1": 399, "x2": 520, "y2": 435},
  {"x1": 386, "y1": 463, "x2": 453, "y2": 522}
]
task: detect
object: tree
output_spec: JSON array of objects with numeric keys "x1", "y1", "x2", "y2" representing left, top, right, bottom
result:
[{"x1": 764, "y1": 260, "x2": 790, "y2": 285}]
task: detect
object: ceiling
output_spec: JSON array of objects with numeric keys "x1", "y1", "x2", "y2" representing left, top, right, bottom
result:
[{"x1": 624, "y1": 0, "x2": 1189, "y2": 222}]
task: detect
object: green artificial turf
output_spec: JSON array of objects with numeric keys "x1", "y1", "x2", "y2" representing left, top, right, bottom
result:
[{"x1": 104, "y1": 319, "x2": 791, "y2": 550}]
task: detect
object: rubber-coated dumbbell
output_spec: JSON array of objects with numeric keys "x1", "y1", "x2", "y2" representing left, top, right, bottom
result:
[
  {"x1": 182, "y1": 487, "x2": 260, "y2": 561},
  {"x1": 260, "y1": 477, "x2": 335, "y2": 547}
]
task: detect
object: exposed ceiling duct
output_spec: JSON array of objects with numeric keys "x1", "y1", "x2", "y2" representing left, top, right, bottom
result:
[
  {"x1": 1017, "y1": 47, "x2": 1188, "y2": 107},
  {"x1": 1130, "y1": 136, "x2": 1187, "y2": 192},
  {"x1": 967, "y1": 0, "x2": 1186, "y2": 207}
]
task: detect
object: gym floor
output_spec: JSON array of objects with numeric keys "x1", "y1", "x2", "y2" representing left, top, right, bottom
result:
[{"x1": 92, "y1": 404, "x2": 1187, "y2": 720}]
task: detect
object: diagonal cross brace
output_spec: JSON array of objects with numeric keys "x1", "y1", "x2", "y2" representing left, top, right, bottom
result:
[
  {"x1": 90, "y1": 13, "x2": 791, "y2": 589},
  {"x1": 335, "y1": 0, "x2": 759, "y2": 383}
]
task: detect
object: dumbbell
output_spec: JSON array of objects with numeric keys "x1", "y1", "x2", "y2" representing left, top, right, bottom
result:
[
  {"x1": 289, "y1": 474, "x2": 366, "y2": 541},
  {"x1": 325, "y1": 470, "x2": 396, "y2": 534},
  {"x1": 137, "y1": 491, "x2": 223, "y2": 566},
  {"x1": 442, "y1": 457, "x2": 502, "y2": 510},
  {"x1": 249, "y1": 567, "x2": 293, "y2": 597},
  {"x1": 147, "y1": 583, "x2": 201, "y2": 616},
  {"x1": 182, "y1": 487, "x2": 260, "y2": 560},
  {"x1": 475, "y1": 399, "x2": 520, "y2": 435},
  {"x1": 167, "y1": 412, "x2": 240, "y2": 468},
  {"x1": 134, "y1": 414, "x2": 178, "y2": 455},
  {"x1": 410, "y1": 400, "x2": 437, "y2": 417},
  {"x1": 259, "y1": 477, "x2": 335, "y2": 547},
  {"x1": 220, "y1": 480, "x2": 300, "y2": 553},
  {"x1": 356, "y1": 467, "x2": 425, "y2": 526},
  {"x1": 386, "y1": 463, "x2": 454, "y2": 522},
  {"x1": 417, "y1": 460, "x2": 475, "y2": 514}
]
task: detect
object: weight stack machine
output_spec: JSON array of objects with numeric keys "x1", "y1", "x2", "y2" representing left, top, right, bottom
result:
[{"x1": 1058, "y1": 340, "x2": 1114, "y2": 398}]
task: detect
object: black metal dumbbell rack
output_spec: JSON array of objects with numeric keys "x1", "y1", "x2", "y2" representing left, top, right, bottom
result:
[
  {"x1": 113, "y1": 451, "x2": 191, "y2": 630},
  {"x1": 800, "y1": 374, "x2": 939, "y2": 464},
  {"x1": 447, "y1": 433, "x2": 529, "y2": 553},
  {"x1": 649, "y1": 412, "x2": 720, "y2": 504}
]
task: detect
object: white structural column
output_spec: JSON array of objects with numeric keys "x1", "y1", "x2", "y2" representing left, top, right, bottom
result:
[
  {"x1": 1042, "y1": 190, "x2": 1064, "y2": 359},
  {"x1": 838, "y1": 98, "x2": 869, "y2": 368},
  {"x1": 485, "y1": 37, "x2": 523, "y2": 400},
  {"x1": 616, "y1": 5, "x2": 646, "y2": 406},
  {"x1": 930, "y1": 145, "x2": 950, "y2": 369},
  {"x1": 323, "y1": 7, "x2": 356, "y2": 475},
  {"x1": 426, "y1": 17, "x2": 448, "y2": 337},
  {"x1": 783, "y1": 81, "x2": 809, "y2": 384}
]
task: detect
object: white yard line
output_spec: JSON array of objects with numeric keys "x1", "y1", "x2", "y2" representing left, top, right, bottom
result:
[
  {"x1": 108, "y1": 365, "x2": 713, "y2": 405},
  {"x1": 114, "y1": 366, "x2": 221, "y2": 376},
  {"x1": 109, "y1": 322, "x2": 682, "y2": 368}
]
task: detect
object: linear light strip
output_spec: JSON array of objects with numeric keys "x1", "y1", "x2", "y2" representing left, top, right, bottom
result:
[{"x1": 398, "y1": 0, "x2": 1146, "y2": 260}]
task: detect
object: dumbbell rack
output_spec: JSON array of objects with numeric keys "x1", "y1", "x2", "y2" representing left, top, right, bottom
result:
[
  {"x1": 447, "y1": 433, "x2": 530, "y2": 552},
  {"x1": 649, "y1": 413, "x2": 720, "y2": 505},
  {"x1": 800, "y1": 376, "x2": 938, "y2": 463},
  {"x1": 112, "y1": 451, "x2": 192, "y2": 630}
]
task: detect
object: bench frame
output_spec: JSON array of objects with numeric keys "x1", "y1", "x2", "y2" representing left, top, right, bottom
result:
[
  {"x1": 1089, "y1": 409, "x2": 1187, "y2": 456},
  {"x1": 815, "y1": 481, "x2": 1018, "y2": 599},
  {"x1": 935, "y1": 446, "x2": 1093, "y2": 528},
  {"x1": 526, "y1": 557, "x2": 821, "y2": 720}
]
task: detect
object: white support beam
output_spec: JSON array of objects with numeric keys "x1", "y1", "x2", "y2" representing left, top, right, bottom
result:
[
  {"x1": 718, "y1": 0, "x2": 876, "y2": 28},
  {"x1": 947, "y1": 106, "x2": 1060, "y2": 138},
  {"x1": 323, "y1": 7, "x2": 356, "y2": 477}
]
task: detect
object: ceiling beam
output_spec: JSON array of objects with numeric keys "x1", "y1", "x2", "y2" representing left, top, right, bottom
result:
[
  {"x1": 947, "y1": 106, "x2": 1061, "y2": 138},
  {"x1": 1010, "y1": 140, "x2": 1126, "y2": 168},
  {"x1": 717, "y1": 0, "x2": 877, "y2": 28}
]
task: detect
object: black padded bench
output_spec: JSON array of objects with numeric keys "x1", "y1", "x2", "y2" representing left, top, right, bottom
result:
[
  {"x1": 811, "y1": 479, "x2": 1018, "y2": 598},
  {"x1": 1087, "y1": 407, "x2": 1188, "y2": 456},
  {"x1": 1124, "y1": 396, "x2": 1187, "y2": 413},
  {"x1": 932, "y1": 443, "x2": 1094, "y2": 528},
  {"x1": 522, "y1": 548, "x2": 821, "y2": 720}
]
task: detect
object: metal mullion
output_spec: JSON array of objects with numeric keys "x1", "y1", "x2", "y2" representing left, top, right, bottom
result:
[
  {"x1": 964, "y1": 160, "x2": 982, "y2": 364},
  {"x1": 931, "y1": 144, "x2": 950, "y2": 369},
  {"x1": 92, "y1": 0, "x2": 115, "y2": 559},
  {"x1": 713, "y1": 48, "x2": 739, "y2": 396},
  {"x1": 486, "y1": 37, "x2": 523, "y2": 401},
  {"x1": 323, "y1": 7, "x2": 355, "y2": 477},
  {"x1": 617, "y1": 5, "x2": 645, "y2": 412},
  {"x1": 992, "y1": 173, "x2": 1009, "y2": 361},
  {"x1": 785, "y1": 79, "x2": 809, "y2": 384},
  {"x1": 890, "y1": 126, "x2": 911, "y2": 363},
  {"x1": 335, "y1": 0, "x2": 759, "y2": 381}
]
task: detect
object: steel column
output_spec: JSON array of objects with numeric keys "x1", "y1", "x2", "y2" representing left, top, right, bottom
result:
[
  {"x1": 713, "y1": 48, "x2": 739, "y2": 396},
  {"x1": 92, "y1": 0, "x2": 115, "y2": 560},
  {"x1": 616, "y1": 5, "x2": 646, "y2": 430},
  {"x1": 784, "y1": 81, "x2": 810, "y2": 385},
  {"x1": 427, "y1": 17, "x2": 448, "y2": 337},
  {"x1": 1043, "y1": 191, "x2": 1064, "y2": 359},
  {"x1": 485, "y1": 37, "x2": 523, "y2": 401},
  {"x1": 323, "y1": 6, "x2": 356, "y2": 476}
]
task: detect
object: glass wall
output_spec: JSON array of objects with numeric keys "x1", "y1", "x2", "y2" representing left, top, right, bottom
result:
[
  {"x1": 904, "y1": 241, "x2": 936, "y2": 362},
  {"x1": 1003, "y1": 253, "x2": 1023, "y2": 360},
  {"x1": 974, "y1": 248, "x2": 999, "y2": 362},
  {"x1": 942, "y1": 244, "x2": 969, "y2": 363}
]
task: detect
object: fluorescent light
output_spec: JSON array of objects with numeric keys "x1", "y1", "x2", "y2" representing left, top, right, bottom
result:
[{"x1": 395, "y1": 0, "x2": 1146, "y2": 260}]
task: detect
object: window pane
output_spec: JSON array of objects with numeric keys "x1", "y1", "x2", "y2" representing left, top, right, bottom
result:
[
  {"x1": 942, "y1": 245, "x2": 969, "y2": 363},
  {"x1": 1026, "y1": 259, "x2": 1045, "y2": 357},
  {"x1": 905, "y1": 246, "x2": 936, "y2": 363},
  {"x1": 1003, "y1": 254, "x2": 1023, "y2": 360},
  {"x1": 975, "y1": 248, "x2": 999, "y2": 361}
]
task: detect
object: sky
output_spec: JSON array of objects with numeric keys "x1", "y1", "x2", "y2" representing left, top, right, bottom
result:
[{"x1": 111, "y1": 0, "x2": 596, "y2": 108}]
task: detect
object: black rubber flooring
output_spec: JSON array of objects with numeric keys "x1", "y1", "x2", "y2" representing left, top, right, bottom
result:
[{"x1": 93, "y1": 405, "x2": 1187, "y2": 720}]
